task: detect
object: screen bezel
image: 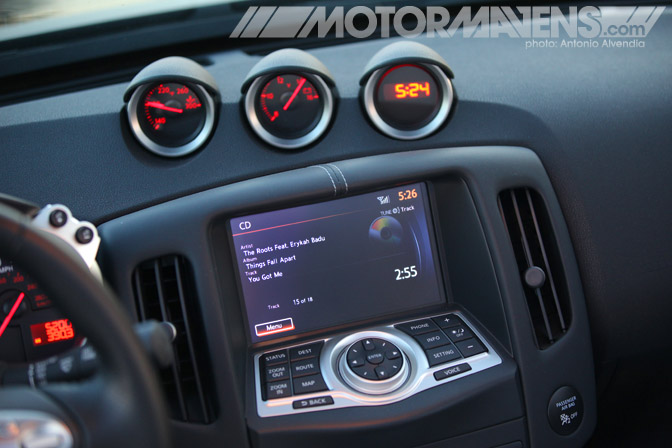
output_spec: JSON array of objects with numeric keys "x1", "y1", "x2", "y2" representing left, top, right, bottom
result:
[{"x1": 227, "y1": 181, "x2": 451, "y2": 348}]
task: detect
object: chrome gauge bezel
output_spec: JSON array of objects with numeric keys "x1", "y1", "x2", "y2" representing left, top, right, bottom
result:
[
  {"x1": 363, "y1": 63, "x2": 453, "y2": 141},
  {"x1": 127, "y1": 82, "x2": 216, "y2": 158},
  {"x1": 245, "y1": 73, "x2": 334, "y2": 150}
]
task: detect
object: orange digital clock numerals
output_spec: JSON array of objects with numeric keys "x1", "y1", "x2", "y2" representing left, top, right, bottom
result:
[
  {"x1": 394, "y1": 82, "x2": 431, "y2": 99},
  {"x1": 398, "y1": 188, "x2": 419, "y2": 201}
]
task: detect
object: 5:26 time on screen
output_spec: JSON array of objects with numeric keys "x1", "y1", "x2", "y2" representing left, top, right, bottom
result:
[{"x1": 398, "y1": 188, "x2": 418, "y2": 201}]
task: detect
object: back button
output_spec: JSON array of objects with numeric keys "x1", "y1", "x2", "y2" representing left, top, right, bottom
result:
[{"x1": 292, "y1": 395, "x2": 334, "y2": 410}]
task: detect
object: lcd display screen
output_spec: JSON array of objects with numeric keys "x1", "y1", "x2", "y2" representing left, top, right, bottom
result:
[{"x1": 230, "y1": 183, "x2": 444, "y2": 343}]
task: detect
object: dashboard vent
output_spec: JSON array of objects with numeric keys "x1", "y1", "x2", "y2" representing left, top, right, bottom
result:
[
  {"x1": 132, "y1": 255, "x2": 212, "y2": 423},
  {"x1": 498, "y1": 188, "x2": 571, "y2": 349}
]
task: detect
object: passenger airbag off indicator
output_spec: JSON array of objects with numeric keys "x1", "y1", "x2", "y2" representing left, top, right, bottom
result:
[{"x1": 255, "y1": 318, "x2": 295, "y2": 337}]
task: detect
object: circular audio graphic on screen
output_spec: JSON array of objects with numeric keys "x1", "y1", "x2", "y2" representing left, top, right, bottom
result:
[{"x1": 369, "y1": 216, "x2": 404, "y2": 246}]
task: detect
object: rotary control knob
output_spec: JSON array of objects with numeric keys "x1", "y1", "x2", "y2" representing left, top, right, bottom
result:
[{"x1": 339, "y1": 337, "x2": 409, "y2": 395}]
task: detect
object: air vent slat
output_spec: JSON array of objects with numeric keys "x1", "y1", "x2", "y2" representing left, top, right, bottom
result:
[
  {"x1": 510, "y1": 191, "x2": 555, "y2": 343},
  {"x1": 132, "y1": 255, "x2": 212, "y2": 423},
  {"x1": 172, "y1": 258, "x2": 209, "y2": 422},
  {"x1": 499, "y1": 188, "x2": 572, "y2": 349},
  {"x1": 524, "y1": 189, "x2": 567, "y2": 333}
]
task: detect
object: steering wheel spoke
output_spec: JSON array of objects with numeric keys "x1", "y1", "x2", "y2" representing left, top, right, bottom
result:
[{"x1": 0, "y1": 203, "x2": 171, "y2": 448}]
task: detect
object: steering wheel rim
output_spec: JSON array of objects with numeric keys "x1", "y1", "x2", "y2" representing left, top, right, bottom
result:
[{"x1": 0, "y1": 203, "x2": 170, "y2": 447}]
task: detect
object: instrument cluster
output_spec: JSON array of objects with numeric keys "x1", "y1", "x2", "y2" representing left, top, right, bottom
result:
[{"x1": 124, "y1": 41, "x2": 455, "y2": 156}]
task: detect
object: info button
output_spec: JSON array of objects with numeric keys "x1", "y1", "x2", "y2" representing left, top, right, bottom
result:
[{"x1": 255, "y1": 318, "x2": 295, "y2": 337}]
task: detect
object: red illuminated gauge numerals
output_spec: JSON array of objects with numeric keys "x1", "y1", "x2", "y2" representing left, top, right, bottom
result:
[
  {"x1": 31, "y1": 319, "x2": 75, "y2": 346},
  {"x1": 46, "y1": 319, "x2": 74, "y2": 343},
  {"x1": 394, "y1": 82, "x2": 431, "y2": 99}
]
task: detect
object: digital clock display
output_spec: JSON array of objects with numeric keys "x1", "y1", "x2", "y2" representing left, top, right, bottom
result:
[
  {"x1": 30, "y1": 319, "x2": 75, "y2": 346},
  {"x1": 387, "y1": 82, "x2": 431, "y2": 100},
  {"x1": 230, "y1": 183, "x2": 444, "y2": 342},
  {"x1": 374, "y1": 64, "x2": 441, "y2": 131}
]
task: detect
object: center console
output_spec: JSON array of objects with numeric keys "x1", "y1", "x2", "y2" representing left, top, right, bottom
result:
[
  {"x1": 225, "y1": 182, "x2": 503, "y2": 417},
  {"x1": 254, "y1": 311, "x2": 500, "y2": 417},
  {"x1": 98, "y1": 146, "x2": 596, "y2": 448}
]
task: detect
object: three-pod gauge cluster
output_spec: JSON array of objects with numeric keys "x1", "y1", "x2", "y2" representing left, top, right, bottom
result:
[{"x1": 124, "y1": 42, "x2": 454, "y2": 158}]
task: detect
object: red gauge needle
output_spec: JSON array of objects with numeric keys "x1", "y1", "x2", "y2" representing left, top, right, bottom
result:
[
  {"x1": 145, "y1": 101, "x2": 183, "y2": 113},
  {"x1": 0, "y1": 292, "x2": 25, "y2": 338},
  {"x1": 283, "y1": 77, "x2": 306, "y2": 111}
]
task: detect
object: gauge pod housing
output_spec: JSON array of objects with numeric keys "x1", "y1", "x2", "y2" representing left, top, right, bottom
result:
[
  {"x1": 124, "y1": 57, "x2": 220, "y2": 158},
  {"x1": 360, "y1": 42, "x2": 454, "y2": 141},
  {"x1": 242, "y1": 49, "x2": 337, "y2": 150}
]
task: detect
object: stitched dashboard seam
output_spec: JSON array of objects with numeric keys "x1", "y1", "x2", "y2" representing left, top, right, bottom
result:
[
  {"x1": 327, "y1": 163, "x2": 348, "y2": 194},
  {"x1": 313, "y1": 165, "x2": 337, "y2": 196}
]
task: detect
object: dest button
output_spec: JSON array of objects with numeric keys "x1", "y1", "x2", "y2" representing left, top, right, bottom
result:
[
  {"x1": 293, "y1": 395, "x2": 334, "y2": 410},
  {"x1": 289, "y1": 341, "x2": 324, "y2": 361}
]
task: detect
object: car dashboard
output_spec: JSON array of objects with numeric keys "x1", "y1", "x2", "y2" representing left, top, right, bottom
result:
[{"x1": 1, "y1": 4, "x2": 672, "y2": 448}]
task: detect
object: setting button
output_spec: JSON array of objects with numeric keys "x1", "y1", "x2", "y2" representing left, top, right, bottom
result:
[
  {"x1": 445, "y1": 326, "x2": 474, "y2": 343},
  {"x1": 266, "y1": 380, "x2": 292, "y2": 400},
  {"x1": 433, "y1": 363, "x2": 472, "y2": 381},
  {"x1": 265, "y1": 363, "x2": 290, "y2": 382},
  {"x1": 289, "y1": 341, "x2": 324, "y2": 361},
  {"x1": 425, "y1": 344, "x2": 461, "y2": 367},
  {"x1": 291, "y1": 358, "x2": 320, "y2": 377},
  {"x1": 414, "y1": 331, "x2": 451, "y2": 350},
  {"x1": 293, "y1": 374, "x2": 328, "y2": 395},
  {"x1": 395, "y1": 318, "x2": 439, "y2": 335},
  {"x1": 455, "y1": 338, "x2": 487, "y2": 357},
  {"x1": 432, "y1": 314, "x2": 463, "y2": 329}
]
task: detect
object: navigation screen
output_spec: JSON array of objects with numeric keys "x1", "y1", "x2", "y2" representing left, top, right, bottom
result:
[{"x1": 230, "y1": 183, "x2": 444, "y2": 343}]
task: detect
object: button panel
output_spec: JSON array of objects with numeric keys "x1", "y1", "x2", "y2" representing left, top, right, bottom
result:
[
  {"x1": 395, "y1": 313, "x2": 488, "y2": 369},
  {"x1": 255, "y1": 311, "x2": 501, "y2": 417},
  {"x1": 260, "y1": 341, "x2": 326, "y2": 401}
]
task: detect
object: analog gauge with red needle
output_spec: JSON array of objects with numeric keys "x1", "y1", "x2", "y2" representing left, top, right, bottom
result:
[
  {"x1": 246, "y1": 72, "x2": 334, "y2": 149},
  {"x1": 127, "y1": 81, "x2": 216, "y2": 157},
  {"x1": 138, "y1": 83, "x2": 206, "y2": 148},
  {"x1": 0, "y1": 291, "x2": 25, "y2": 338},
  {"x1": 0, "y1": 258, "x2": 79, "y2": 363}
]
